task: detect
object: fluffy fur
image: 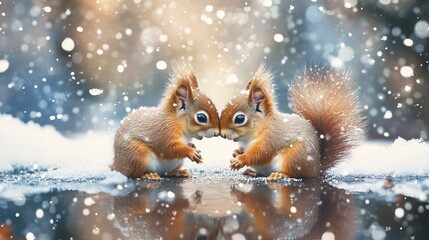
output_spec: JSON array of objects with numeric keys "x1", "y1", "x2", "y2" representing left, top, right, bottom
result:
[
  {"x1": 220, "y1": 64, "x2": 364, "y2": 178},
  {"x1": 111, "y1": 64, "x2": 219, "y2": 179},
  {"x1": 289, "y1": 68, "x2": 365, "y2": 172}
]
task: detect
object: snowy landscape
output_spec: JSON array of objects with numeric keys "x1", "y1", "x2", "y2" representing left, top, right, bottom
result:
[
  {"x1": 1, "y1": 113, "x2": 429, "y2": 239},
  {"x1": 1, "y1": 113, "x2": 429, "y2": 196},
  {"x1": 1, "y1": 0, "x2": 429, "y2": 239}
]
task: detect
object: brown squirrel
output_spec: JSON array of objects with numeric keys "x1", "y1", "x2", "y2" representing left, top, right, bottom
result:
[
  {"x1": 111, "y1": 64, "x2": 220, "y2": 180},
  {"x1": 220, "y1": 64, "x2": 365, "y2": 179}
]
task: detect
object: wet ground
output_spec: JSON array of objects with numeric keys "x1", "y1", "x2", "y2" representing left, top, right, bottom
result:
[{"x1": 1, "y1": 169, "x2": 429, "y2": 240}]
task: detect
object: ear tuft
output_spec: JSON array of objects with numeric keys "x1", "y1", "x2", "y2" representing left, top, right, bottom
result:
[
  {"x1": 171, "y1": 61, "x2": 198, "y2": 88},
  {"x1": 246, "y1": 63, "x2": 277, "y2": 113},
  {"x1": 245, "y1": 79, "x2": 252, "y2": 90},
  {"x1": 176, "y1": 85, "x2": 188, "y2": 102}
]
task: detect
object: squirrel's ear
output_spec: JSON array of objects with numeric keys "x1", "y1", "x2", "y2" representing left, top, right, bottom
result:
[
  {"x1": 176, "y1": 85, "x2": 189, "y2": 102},
  {"x1": 169, "y1": 63, "x2": 196, "y2": 107},
  {"x1": 247, "y1": 63, "x2": 275, "y2": 113},
  {"x1": 252, "y1": 88, "x2": 265, "y2": 104},
  {"x1": 175, "y1": 82, "x2": 194, "y2": 107},
  {"x1": 162, "y1": 62, "x2": 198, "y2": 111},
  {"x1": 248, "y1": 86, "x2": 266, "y2": 113}
]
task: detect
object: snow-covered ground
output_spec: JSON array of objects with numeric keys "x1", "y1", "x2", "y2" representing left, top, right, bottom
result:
[{"x1": 1, "y1": 114, "x2": 429, "y2": 201}]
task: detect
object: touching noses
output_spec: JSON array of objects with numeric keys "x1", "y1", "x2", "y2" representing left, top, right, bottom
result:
[
  {"x1": 213, "y1": 127, "x2": 221, "y2": 137},
  {"x1": 212, "y1": 117, "x2": 221, "y2": 137},
  {"x1": 218, "y1": 116, "x2": 226, "y2": 138},
  {"x1": 219, "y1": 129, "x2": 226, "y2": 139}
]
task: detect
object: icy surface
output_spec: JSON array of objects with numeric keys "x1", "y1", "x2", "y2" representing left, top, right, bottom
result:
[{"x1": 1, "y1": 114, "x2": 429, "y2": 201}]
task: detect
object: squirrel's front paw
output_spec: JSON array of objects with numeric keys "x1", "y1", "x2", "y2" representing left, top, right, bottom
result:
[
  {"x1": 230, "y1": 159, "x2": 245, "y2": 171},
  {"x1": 188, "y1": 142, "x2": 196, "y2": 149},
  {"x1": 188, "y1": 148, "x2": 203, "y2": 164},
  {"x1": 232, "y1": 147, "x2": 245, "y2": 158}
]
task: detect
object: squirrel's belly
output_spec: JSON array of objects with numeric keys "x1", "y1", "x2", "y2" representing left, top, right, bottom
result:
[
  {"x1": 146, "y1": 153, "x2": 185, "y2": 174},
  {"x1": 251, "y1": 154, "x2": 283, "y2": 176}
]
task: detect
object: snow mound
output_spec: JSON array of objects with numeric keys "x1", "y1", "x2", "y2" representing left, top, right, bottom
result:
[
  {"x1": 0, "y1": 114, "x2": 127, "y2": 197},
  {"x1": 0, "y1": 114, "x2": 114, "y2": 171},
  {"x1": 331, "y1": 138, "x2": 429, "y2": 176}
]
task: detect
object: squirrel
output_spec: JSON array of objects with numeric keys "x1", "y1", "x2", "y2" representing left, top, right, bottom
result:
[
  {"x1": 110, "y1": 64, "x2": 220, "y2": 180},
  {"x1": 220, "y1": 64, "x2": 365, "y2": 179}
]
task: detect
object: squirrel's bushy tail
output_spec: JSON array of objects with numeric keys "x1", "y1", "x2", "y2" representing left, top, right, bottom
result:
[{"x1": 289, "y1": 69, "x2": 365, "y2": 173}]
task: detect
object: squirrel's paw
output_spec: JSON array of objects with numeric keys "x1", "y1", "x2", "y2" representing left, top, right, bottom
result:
[
  {"x1": 188, "y1": 142, "x2": 197, "y2": 149},
  {"x1": 230, "y1": 159, "x2": 245, "y2": 171},
  {"x1": 232, "y1": 147, "x2": 245, "y2": 158},
  {"x1": 267, "y1": 172, "x2": 288, "y2": 180},
  {"x1": 169, "y1": 168, "x2": 192, "y2": 178},
  {"x1": 188, "y1": 148, "x2": 203, "y2": 164},
  {"x1": 242, "y1": 168, "x2": 257, "y2": 177},
  {"x1": 142, "y1": 172, "x2": 162, "y2": 180}
]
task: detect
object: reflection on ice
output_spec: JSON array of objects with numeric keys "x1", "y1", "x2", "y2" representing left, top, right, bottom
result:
[
  {"x1": 1, "y1": 175, "x2": 429, "y2": 239},
  {"x1": 108, "y1": 180, "x2": 357, "y2": 239},
  {"x1": 227, "y1": 181, "x2": 357, "y2": 239},
  {"x1": 113, "y1": 182, "x2": 219, "y2": 239}
]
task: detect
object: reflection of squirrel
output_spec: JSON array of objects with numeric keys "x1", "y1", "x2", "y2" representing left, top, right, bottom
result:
[
  {"x1": 113, "y1": 182, "x2": 220, "y2": 239},
  {"x1": 110, "y1": 64, "x2": 219, "y2": 179},
  {"x1": 221, "y1": 64, "x2": 365, "y2": 179},
  {"x1": 228, "y1": 182, "x2": 357, "y2": 239},
  {"x1": 227, "y1": 182, "x2": 320, "y2": 239}
]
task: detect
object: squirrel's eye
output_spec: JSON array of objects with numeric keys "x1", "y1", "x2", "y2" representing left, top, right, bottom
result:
[
  {"x1": 233, "y1": 113, "x2": 247, "y2": 126},
  {"x1": 195, "y1": 111, "x2": 209, "y2": 125}
]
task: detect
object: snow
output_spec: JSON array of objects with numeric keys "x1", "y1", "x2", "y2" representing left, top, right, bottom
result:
[
  {"x1": 61, "y1": 37, "x2": 75, "y2": 51},
  {"x1": 156, "y1": 60, "x2": 167, "y2": 70},
  {"x1": 0, "y1": 114, "x2": 428, "y2": 200},
  {"x1": 42, "y1": 6, "x2": 51, "y2": 13},
  {"x1": 0, "y1": 59, "x2": 9, "y2": 73},
  {"x1": 273, "y1": 33, "x2": 284, "y2": 43},
  {"x1": 344, "y1": 0, "x2": 358, "y2": 8},
  {"x1": 331, "y1": 138, "x2": 429, "y2": 176},
  {"x1": 414, "y1": 20, "x2": 429, "y2": 39},
  {"x1": 0, "y1": 114, "x2": 127, "y2": 199},
  {"x1": 403, "y1": 38, "x2": 413, "y2": 47},
  {"x1": 400, "y1": 66, "x2": 414, "y2": 78},
  {"x1": 216, "y1": 10, "x2": 226, "y2": 19},
  {"x1": 383, "y1": 110, "x2": 392, "y2": 119},
  {"x1": 89, "y1": 88, "x2": 103, "y2": 96}
]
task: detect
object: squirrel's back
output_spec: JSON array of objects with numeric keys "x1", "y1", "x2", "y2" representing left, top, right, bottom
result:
[{"x1": 289, "y1": 69, "x2": 365, "y2": 173}]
